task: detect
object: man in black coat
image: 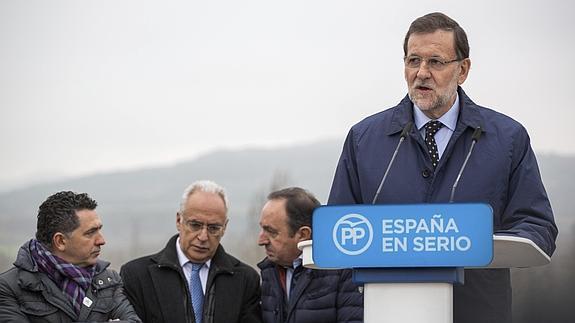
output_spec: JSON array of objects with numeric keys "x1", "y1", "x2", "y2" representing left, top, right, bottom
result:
[
  {"x1": 257, "y1": 187, "x2": 363, "y2": 323},
  {"x1": 121, "y1": 180, "x2": 262, "y2": 323}
]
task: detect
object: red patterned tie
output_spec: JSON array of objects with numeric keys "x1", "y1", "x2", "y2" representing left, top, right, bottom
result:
[{"x1": 277, "y1": 265, "x2": 287, "y2": 294}]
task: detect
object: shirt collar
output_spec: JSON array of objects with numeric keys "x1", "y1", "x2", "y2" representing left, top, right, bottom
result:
[
  {"x1": 292, "y1": 256, "x2": 302, "y2": 269},
  {"x1": 280, "y1": 255, "x2": 303, "y2": 270},
  {"x1": 176, "y1": 236, "x2": 212, "y2": 269},
  {"x1": 413, "y1": 93, "x2": 460, "y2": 131}
]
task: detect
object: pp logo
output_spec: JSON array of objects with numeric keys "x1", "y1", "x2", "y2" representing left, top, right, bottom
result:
[{"x1": 332, "y1": 213, "x2": 373, "y2": 255}]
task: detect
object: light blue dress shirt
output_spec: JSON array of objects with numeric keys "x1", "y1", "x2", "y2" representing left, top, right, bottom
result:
[
  {"x1": 285, "y1": 257, "x2": 303, "y2": 301},
  {"x1": 413, "y1": 93, "x2": 460, "y2": 159}
]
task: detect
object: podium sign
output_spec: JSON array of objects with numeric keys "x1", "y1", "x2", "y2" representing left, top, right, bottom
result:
[{"x1": 312, "y1": 203, "x2": 493, "y2": 268}]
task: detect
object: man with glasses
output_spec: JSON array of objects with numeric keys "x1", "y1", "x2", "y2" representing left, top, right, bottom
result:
[
  {"x1": 328, "y1": 12, "x2": 557, "y2": 323},
  {"x1": 120, "y1": 180, "x2": 262, "y2": 323}
]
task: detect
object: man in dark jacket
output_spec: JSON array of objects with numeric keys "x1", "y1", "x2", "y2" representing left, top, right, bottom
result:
[
  {"x1": 121, "y1": 180, "x2": 262, "y2": 323},
  {"x1": 257, "y1": 187, "x2": 363, "y2": 323},
  {"x1": 0, "y1": 191, "x2": 141, "y2": 323},
  {"x1": 328, "y1": 12, "x2": 558, "y2": 323}
]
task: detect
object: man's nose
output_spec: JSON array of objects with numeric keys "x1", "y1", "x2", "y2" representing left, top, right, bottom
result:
[
  {"x1": 196, "y1": 226, "x2": 209, "y2": 241},
  {"x1": 96, "y1": 232, "x2": 106, "y2": 246},
  {"x1": 257, "y1": 230, "x2": 268, "y2": 246},
  {"x1": 416, "y1": 61, "x2": 432, "y2": 79}
]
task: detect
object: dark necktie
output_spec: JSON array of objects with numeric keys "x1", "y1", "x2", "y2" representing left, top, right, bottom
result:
[
  {"x1": 189, "y1": 263, "x2": 204, "y2": 323},
  {"x1": 424, "y1": 120, "x2": 444, "y2": 168}
]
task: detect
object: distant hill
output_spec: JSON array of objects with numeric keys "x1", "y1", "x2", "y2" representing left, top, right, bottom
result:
[
  {"x1": 0, "y1": 140, "x2": 344, "y2": 268},
  {"x1": 0, "y1": 140, "x2": 573, "y2": 322}
]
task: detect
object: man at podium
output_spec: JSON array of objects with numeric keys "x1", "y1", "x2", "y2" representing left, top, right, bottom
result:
[{"x1": 328, "y1": 12, "x2": 558, "y2": 323}]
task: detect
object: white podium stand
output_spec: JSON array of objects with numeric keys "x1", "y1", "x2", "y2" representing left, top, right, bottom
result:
[{"x1": 298, "y1": 235, "x2": 550, "y2": 323}]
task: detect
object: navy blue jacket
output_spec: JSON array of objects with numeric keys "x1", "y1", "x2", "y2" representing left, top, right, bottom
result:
[
  {"x1": 258, "y1": 258, "x2": 363, "y2": 323},
  {"x1": 328, "y1": 88, "x2": 558, "y2": 323}
]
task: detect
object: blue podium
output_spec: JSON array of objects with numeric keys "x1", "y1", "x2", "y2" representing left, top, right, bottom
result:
[{"x1": 300, "y1": 204, "x2": 550, "y2": 323}]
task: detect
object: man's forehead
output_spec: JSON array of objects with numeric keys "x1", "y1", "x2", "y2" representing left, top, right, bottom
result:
[
  {"x1": 182, "y1": 204, "x2": 227, "y2": 222},
  {"x1": 183, "y1": 207, "x2": 225, "y2": 216},
  {"x1": 407, "y1": 30, "x2": 456, "y2": 51},
  {"x1": 75, "y1": 209, "x2": 99, "y2": 221},
  {"x1": 74, "y1": 209, "x2": 102, "y2": 230},
  {"x1": 186, "y1": 191, "x2": 226, "y2": 207}
]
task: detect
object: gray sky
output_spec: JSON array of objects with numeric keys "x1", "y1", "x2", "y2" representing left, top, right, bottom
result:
[{"x1": 1, "y1": 0, "x2": 574, "y2": 191}]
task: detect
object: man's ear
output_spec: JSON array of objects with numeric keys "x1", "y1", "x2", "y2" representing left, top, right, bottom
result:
[
  {"x1": 52, "y1": 233, "x2": 67, "y2": 252},
  {"x1": 297, "y1": 226, "x2": 312, "y2": 241},
  {"x1": 218, "y1": 218, "x2": 229, "y2": 238},
  {"x1": 457, "y1": 58, "x2": 471, "y2": 85}
]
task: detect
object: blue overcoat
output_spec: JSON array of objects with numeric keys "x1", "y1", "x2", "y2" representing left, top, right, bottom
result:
[{"x1": 328, "y1": 87, "x2": 558, "y2": 323}]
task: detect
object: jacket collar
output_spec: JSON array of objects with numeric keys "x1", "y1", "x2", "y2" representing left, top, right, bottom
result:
[
  {"x1": 152, "y1": 234, "x2": 181, "y2": 267},
  {"x1": 257, "y1": 257, "x2": 275, "y2": 270},
  {"x1": 386, "y1": 87, "x2": 485, "y2": 136},
  {"x1": 257, "y1": 257, "x2": 311, "y2": 279}
]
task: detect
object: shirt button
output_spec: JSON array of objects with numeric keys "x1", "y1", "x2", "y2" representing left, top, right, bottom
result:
[{"x1": 422, "y1": 169, "x2": 432, "y2": 178}]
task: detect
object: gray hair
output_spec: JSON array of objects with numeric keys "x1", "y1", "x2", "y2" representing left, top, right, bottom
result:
[{"x1": 179, "y1": 180, "x2": 228, "y2": 213}]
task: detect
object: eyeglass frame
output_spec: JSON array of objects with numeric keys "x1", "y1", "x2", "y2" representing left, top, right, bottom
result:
[
  {"x1": 178, "y1": 213, "x2": 228, "y2": 237},
  {"x1": 403, "y1": 55, "x2": 462, "y2": 71}
]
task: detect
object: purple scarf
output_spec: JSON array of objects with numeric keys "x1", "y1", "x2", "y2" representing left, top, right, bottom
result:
[{"x1": 29, "y1": 239, "x2": 95, "y2": 315}]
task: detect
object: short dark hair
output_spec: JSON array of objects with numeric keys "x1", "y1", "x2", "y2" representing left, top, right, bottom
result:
[
  {"x1": 267, "y1": 187, "x2": 320, "y2": 237},
  {"x1": 35, "y1": 191, "x2": 98, "y2": 248},
  {"x1": 403, "y1": 12, "x2": 470, "y2": 60}
]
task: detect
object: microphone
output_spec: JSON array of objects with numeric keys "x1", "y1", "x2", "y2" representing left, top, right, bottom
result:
[
  {"x1": 372, "y1": 122, "x2": 413, "y2": 204},
  {"x1": 449, "y1": 127, "x2": 482, "y2": 203}
]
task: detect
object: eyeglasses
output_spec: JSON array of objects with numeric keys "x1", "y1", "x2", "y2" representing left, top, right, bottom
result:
[
  {"x1": 404, "y1": 56, "x2": 461, "y2": 71},
  {"x1": 183, "y1": 219, "x2": 225, "y2": 236}
]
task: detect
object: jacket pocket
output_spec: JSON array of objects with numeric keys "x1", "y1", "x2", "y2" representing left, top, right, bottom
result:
[
  {"x1": 90, "y1": 296, "x2": 115, "y2": 314},
  {"x1": 20, "y1": 300, "x2": 59, "y2": 318}
]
